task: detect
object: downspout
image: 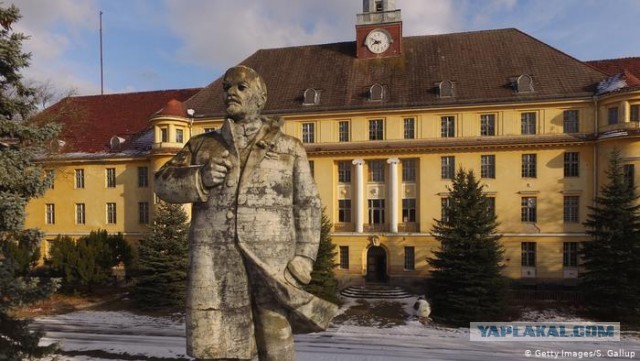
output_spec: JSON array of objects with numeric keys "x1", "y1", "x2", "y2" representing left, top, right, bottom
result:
[{"x1": 592, "y1": 95, "x2": 599, "y2": 206}]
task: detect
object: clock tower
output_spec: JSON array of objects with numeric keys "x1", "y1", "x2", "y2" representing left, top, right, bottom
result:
[{"x1": 356, "y1": 0, "x2": 402, "y2": 59}]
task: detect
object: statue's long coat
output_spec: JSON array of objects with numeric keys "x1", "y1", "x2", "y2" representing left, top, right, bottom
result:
[{"x1": 154, "y1": 117, "x2": 337, "y2": 359}]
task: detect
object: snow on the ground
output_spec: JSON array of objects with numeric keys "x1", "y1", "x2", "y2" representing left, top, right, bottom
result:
[{"x1": 34, "y1": 297, "x2": 640, "y2": 361}]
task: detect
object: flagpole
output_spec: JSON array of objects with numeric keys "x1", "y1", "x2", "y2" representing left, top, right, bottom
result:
[{"x1": 100, "y1": 11, "x2": 104, "y2": 95}]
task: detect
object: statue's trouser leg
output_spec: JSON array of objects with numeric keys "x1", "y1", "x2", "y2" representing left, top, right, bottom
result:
[{"x1": 253, "y1": 303, "x2": 294, "y2": 361}]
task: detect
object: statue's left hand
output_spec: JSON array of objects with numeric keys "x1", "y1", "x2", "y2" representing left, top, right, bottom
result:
[{"x1": 287, "y1": 256, "x2": 314, "y2": 284}]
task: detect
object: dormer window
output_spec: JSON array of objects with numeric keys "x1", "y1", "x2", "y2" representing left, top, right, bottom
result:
[
  {"x1": 516, "y1": 74, "x2": 534, "y2": 93},
  {"x1": 369, "y1": 83, "x2": 384, "y2": 101},
  {"x1": 438, "y1": 80, "x2": 455, "y2": 98},
  {"x1": 303, "y1": 88, "x2": 320, "y2": 105},
  {"x1": 49, "y1": 139, "x2": 66, "y2": 153},
  {"x1": 109, "y1": 136, "x2": 126, "y2": 151}
]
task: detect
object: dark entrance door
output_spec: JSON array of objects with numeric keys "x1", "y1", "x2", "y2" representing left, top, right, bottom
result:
[{"x1": 366, "y1": 246, "x2": 387, "y2": 282}]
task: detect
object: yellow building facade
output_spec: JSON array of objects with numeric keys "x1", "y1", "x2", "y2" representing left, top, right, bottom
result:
[{"x1": 26, "y1": 3, "x2": 640, "y2": 289}]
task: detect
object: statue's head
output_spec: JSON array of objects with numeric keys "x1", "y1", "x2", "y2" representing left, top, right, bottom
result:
[{"x1": 222, "y1": 65, "x2": 267, "y2": 122}]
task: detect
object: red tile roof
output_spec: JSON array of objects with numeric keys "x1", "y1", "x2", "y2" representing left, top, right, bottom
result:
[
  {"x1": 186, "y1": 28, "x2": 607, "y2": 117},
  {"x1": 36, "y1": 89, "x2": 200, "y2": 153},
  {"x1": 587, "y1": 57, "x2": 640, "y2": 78}
]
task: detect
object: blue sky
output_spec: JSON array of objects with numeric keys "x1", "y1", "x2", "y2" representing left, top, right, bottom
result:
[{"x1": 11, "y1": 0, "x2": 640, "y2": 98}]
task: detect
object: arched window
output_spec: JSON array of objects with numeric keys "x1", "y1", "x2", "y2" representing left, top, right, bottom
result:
[
  {"x1": 516, "y1": 74, "x2": 534, "y2": 93},
  {"x1": 369, "y1": 83, "x2": 384, "y2": 101},
  {"x1": 439, "y1": 80, "x2": 455, "y2": 98},
  {"x1": 303, "y1": 88, "x2": 320, "y2": 105}
]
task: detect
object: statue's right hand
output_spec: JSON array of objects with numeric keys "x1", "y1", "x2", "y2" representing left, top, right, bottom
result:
[{"x1": 201, "y1": 150, "x2": 232, "y2": 188}]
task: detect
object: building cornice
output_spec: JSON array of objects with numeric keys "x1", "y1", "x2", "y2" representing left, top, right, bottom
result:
[{"x1": 306, "y1": 134, "x2": 594, "y2": 157}]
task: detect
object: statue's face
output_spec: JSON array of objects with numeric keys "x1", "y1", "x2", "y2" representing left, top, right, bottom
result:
[{"x1": 223, "y1": 67, "x2": 265, "y2": 121}]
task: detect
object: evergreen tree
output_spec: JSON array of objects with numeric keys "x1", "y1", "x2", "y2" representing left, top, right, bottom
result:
[
  {"x1": 46, "y1": 231, "x2": 132, "y2": 292},
  {"x1": 133, "y1": 201, "x2": 189, "y2": 310},
  {"x1": 0, "y1": 4, "x2": 61, "y2": 359},
  {"x1": 304, "y1": 209, "x2": 339, "y2": 304},
  {"x1": 581, "y1": 149, "x2": 640, "y2": 322},
  {"x1": 427, "y1": 168, "x2": 507, "y2": 326}
]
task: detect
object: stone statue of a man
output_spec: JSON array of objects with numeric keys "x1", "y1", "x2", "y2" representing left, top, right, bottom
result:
[{"x1": 154, "y1": 65, "x2": 337, "y2": 360}]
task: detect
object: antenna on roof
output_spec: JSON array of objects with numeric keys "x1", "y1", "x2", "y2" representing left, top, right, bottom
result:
[{"x1": 99, "y1": 11, "x2": 104, "y2": 95}]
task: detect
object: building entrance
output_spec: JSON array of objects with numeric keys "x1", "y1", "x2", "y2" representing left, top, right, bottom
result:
[{"x1": 366, "y1": 246, "x2": 388, "y2": 282}]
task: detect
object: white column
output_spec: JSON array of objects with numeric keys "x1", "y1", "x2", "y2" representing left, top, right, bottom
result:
[
  {"x1": 387, "y1": 158, "x2": 400, "y2": 233},
  {"x1": 352, "y1": 159, "x2": 365, "y2": 233}
]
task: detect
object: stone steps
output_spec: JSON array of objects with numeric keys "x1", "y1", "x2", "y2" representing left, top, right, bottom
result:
[{"x1": 340, "y1": 285, "x2": 414, "y2": 299}]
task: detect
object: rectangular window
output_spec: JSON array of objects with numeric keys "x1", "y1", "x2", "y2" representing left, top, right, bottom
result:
[
  {"x1": 480, "y1": 114, "x2": 496, "y2": 136},
  {"x1": 480, "y1": 155, "x2": 495, "y2": 179},
  {"x1": 631, "y1": 105, "x2": 640, "y2": 122},
  {"x1": 45, "y1": 203, "x2": 55, "y2": 225},
  {"x1": 564, "y1": 152, "x2": 579, "y2": 177},
  {"x1": 521, "y1": 154, "x2": 537, "y2": 178},
  {"x1": 339, "y1": 246, "x2": 349, "y2": 269},
  {"x1": 75, "y1": 169, "x2": 85, "y2": 189},
  {"x1": 138, "y1": 167, "x2": 149, "y2": 187},
  {"x1": 521, "y1": 197, "x2": 537, "y2": 223},
  {"x1": 175, "y1": 128, "x2": 184, "y2": 143},
  {"x1": 139, "y1": 202, "x2": 149, "y2": 224},
  {"x1": 624, "y1": 164, "x2": 635, "y2": 189},
  {"x1": 563, "y1": 110, "x2": 579, "y2": 133},
  {"x1": 338, "y1": 161, "x2": 351, "y2": 183},
  {"x1": 441, "y1": 156, "x2": 455, "y2": 179},
  {"x1": 338, "y1": 199, "x2": 351, "y2": 223},
  {"x1": 368, "y1": 160, "x2": 385, "y2": 182},
  {"x1": 302, "y1": 123, "x2": 315, "y2": 143},
  {"x1": 521, "y1": 112, "x2": 536, "y2": 135},
  {"x1": 368, "y1": 199, "x2": 385, "y2": 224},
  {"x1": 403, "y1": 117, "x2": 415, "y2": 139},
  {"x1": 75, "y1": 203, "x2": 85, "y2": 225},
  {"x1": 563, "y1": 196, "x2": 579, "y2": 223},
  {"x1": 402, "y1": 198, "x2": 416, "y2": 222},
  {"x1": 441, "y1": 116, "x2": 455, "y2": 138},
  {"x1": 106, "y1": 168, "x2": 116, "y2": 188},
  {"x1": 369, "y1": 119, "x2": 384, "y2": 140},
  {"x1": 338, "y1": 121, "x2": 350, "y2": 142},
  {"x1": 521, "y1": 242, "x2": 536, "y2": 267},
  {"x1": 160, "y1": 127, "x2": 168, "y2": 142},
  {"x1": 608, "y1": 107, "x2": 619, "y2": 125},
  {"x1": 46, "y1": 169, "x2": 55, "y2": 189},
  {"x1": 404, "y1": 246, "x2": 415, "y2": 270},
  {"x1": 203, "y1": 127, "x2": 216, "y2": 133},
  {"x1": 563, "y1": 242, "x2": 578, "y2": 267},
  {"x1": 107, "y1": 202, "x2": 117, "y2": 224},
  {"x1": 441, "y1": 198, "x2": 450, "y2": 223},
  {"x1": 487, "y1": 196, "x2": 496, "y2": 217},
  {"x1": 402, "y1": 159, "x2": 416, "y2": 182}
]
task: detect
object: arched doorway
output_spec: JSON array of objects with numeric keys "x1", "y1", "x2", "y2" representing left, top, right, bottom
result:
[{"x1": 366, "y1": 246, "x2": 388, "y2": 282}]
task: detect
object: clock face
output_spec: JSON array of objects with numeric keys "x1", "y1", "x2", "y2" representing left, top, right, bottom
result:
[{"x1": 365, "y1": 30, "x2": 391, "y2": 54}]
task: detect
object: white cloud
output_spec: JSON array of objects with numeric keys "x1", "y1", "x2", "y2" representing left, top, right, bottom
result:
[
  {"x1": 9, "y1": 0, "x2": 101, "y2": 95},
  {"x1": 164, "y1": 0, "x2": 353, "y2": 72},
  {"x1": 164, "y1": 0, "x2": 459, "y2": 72},
  {"x1": 402, "y1": 0, "x2": 460, "y2": 35}
]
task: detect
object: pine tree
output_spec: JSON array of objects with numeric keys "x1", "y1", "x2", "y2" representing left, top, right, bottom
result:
[
  {"x1": 581, "y1": 149, "x2": 640, "y2": 322},
  {"x1": 133, "y1": 201, "x2": 189, "y2": 310},
  {"x1": 0, "y1": 4, "x2": 61, "y2": 359},
  {"x1": 427, "y1": 168, "x2": 507, "y2": 326},
  {"x1": 304, "y1": 209, "x2": 339, "y2": 304}
]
